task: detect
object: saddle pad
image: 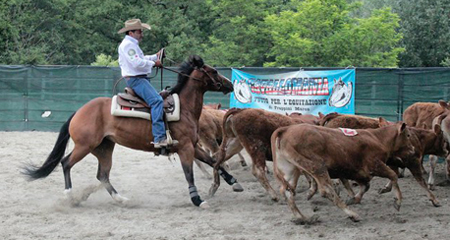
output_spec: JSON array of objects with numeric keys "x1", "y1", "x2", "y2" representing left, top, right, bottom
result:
[
  {"x1": 339, "y1": 128, "x2": 358, "y2": 136},
  {"x1": 111, "y1": 94, "x2": 180, "y2": 122}
]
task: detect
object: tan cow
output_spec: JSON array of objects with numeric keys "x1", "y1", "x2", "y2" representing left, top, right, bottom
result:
[
  {"x1": 271, "y1": 123, "x2": 414, "y2": 224},
  {"x1": 403, "y1": 100, "x2": 450, "y2": 188},
  {"x1": 210, "y1": 108, "x2": 322, "y2": 201},
  {"x1": 195, "y1": 105, "x2": 247, "y2": 178},
  {"x1": 403, "y1": 100, "x2": 450, "y2": 128},
  {"x1": 319, "y1": 112, "x2": 390, "y2": 129}
]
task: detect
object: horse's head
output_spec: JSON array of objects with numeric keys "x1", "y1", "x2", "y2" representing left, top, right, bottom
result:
[
  {"x1": 171, "y1": 55, "x2": 233, "y2": 95},
  {"x1": 188, "y1": 55, "x2": 233, "y2": 94}
]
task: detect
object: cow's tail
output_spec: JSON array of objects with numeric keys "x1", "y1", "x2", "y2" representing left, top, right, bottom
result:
[
  {"x1": 215, "y1": 108, "x2": 244, "y2": 163},
  {"x1": 22, "y1": 113, "x2": 75, "y2": 180},
  {"x1": 318, "y1": 112, "x2": 340, "y2": 126},
  {"x1": 271, "y1": 127, "x2": 296, "y2": 196}
]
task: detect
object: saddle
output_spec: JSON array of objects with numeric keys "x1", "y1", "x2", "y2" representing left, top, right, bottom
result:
[{"x1": 111, "y1": 87, "x2": 180, "y2": 122}]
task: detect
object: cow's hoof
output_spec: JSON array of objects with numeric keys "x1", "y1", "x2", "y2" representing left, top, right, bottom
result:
[
  {"x1": 346, "y1": 198, "x2": 357, "y2": 205},
  {"x1": 436, "y1": 180, "x2": 450, "y2": 187},
  {"x1": 271, "y1": 196, "x2": 280, "y2": 202},
  {"x1": 232, "y1": 182, "x2": 244, "y2": 192},
  {"x1": 349, "y1": 214, "x2": 361, "y2": 222},
  {"x1": 393, "y1": 200, "x2": 401, "y2": 211},
  {"x1": 431, "y1": 199, "x2": 441, "y2": 207},
  {"x1": 428, "y1": 184, "x2": 435, "y2": 191},
  {"x1": 209, "y1": 184, "x2": 219, "y2": 197},
  {"x1": 378, "y1": 187, "x2": 391, "y2": 194},
  {"x1": 291, "y1": 215, "x2": 319, "y2": 225}
]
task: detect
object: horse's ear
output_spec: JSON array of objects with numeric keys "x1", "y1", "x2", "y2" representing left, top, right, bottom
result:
[{"x1": 189, "y1": 55, "x2": 204, "y2": 68}]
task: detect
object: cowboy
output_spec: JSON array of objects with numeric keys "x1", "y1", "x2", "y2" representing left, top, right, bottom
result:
[{"x1": 118, "y1": 19, "x2": 169, "y2": 148}]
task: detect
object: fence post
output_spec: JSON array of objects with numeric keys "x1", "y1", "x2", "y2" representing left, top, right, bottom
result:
[{"x1": 397, "y1": 70, "x2": 404, "y2": 121}]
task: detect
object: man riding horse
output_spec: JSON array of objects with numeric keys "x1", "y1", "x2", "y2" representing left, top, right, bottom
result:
[{"x1": 118, "y1": 18, "x2": 176, "y2": 148}]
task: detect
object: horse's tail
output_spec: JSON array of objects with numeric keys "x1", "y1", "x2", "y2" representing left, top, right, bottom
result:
[
  {"x1": 318, "y1": 112, "x2": 340, "y2": 126},
  {"x1": 22, "y1": 113, "x2": 75, "y2": 180}
]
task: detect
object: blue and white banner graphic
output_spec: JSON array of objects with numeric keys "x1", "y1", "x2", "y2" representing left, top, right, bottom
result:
[{"x1": 230, "y1": 69, "x2": 355, "y2": 115}]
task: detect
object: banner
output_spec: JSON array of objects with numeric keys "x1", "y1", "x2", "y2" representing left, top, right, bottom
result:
[{"x1": 230, "y1": 69, "x2": 355, "y2": 115}]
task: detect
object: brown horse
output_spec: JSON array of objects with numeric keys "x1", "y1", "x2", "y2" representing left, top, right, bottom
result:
[{"x1": 23, "y1": 55, "x2": 242, "y2": 208}]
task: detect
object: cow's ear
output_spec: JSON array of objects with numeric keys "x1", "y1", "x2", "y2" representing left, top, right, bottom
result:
[
  {"x1": 217, "y1": 103, "x2": 222, "y2": 109},
  {"x1": 399, "y1": 122, "x2": 407, "y2": 132},
  {"x1": 435, "y1": 114, "x2": 447, "y2": 126},
  {"x1": 379, "y1": 117, "x2": 388, "y2": 127},
  {"x1": 438, "y1": 100, "x2": 448, "y2": 109},
  {"x1": 434, "y1": 124, "x2": 442, "y2": 135},
  {"x1": 318, "y1": 112, "x2": 324, "y2": 118}
]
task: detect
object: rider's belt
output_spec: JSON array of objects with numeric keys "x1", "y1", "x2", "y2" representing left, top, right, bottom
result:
[{"x1": 124, "y1": 75, "x2": 148, "y2": 79}]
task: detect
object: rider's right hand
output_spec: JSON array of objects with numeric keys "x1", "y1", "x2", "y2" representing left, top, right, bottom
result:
[{"x1": 154, "y1": 60, "x2": 162, "y2": 68}]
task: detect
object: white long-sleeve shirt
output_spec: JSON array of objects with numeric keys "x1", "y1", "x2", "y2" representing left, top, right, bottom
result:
[{"x1": 118, "y1": 35, "x2": 158, "y2": 77}]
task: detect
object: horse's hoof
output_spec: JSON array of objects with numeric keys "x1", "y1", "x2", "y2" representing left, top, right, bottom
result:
[
  {"x1": 63, "y1": 188, "x2": 72, "y2": 198},
  {"x1": 112, "y1": 193, "x2": 129, "y2": 204},
  {"x1": 199, "y1": 201, "x2": 210, "y2": 209},
  {"x1": 232, "y1": 183, "x2": 244, "y2": 192}
]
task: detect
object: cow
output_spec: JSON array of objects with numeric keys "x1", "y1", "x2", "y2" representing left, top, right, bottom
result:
[
  {"x1": 403, "y1": 100, "x2": 450, "y2": 188},
  {"x1": 210, "y1": 108, "x2": 322, "y2": 201},
  {"x1": 379, "y1": 125, "x2": 448, "y2": 207},
  {"x1": 319, "y1": 112, "x2": 390, "y2": 129},
  {"x1": 403, "y1": 100, "x2": 450, "y2": 128},
  {"x1": 271, "y1": 122, "x2": 414, "y2": 224},
  {"x1": 195, "y1": 105, "x2": 247, "y2": 178},
  {"x1": 428, "y1": 113, "x2": 450, "y2": 187}
]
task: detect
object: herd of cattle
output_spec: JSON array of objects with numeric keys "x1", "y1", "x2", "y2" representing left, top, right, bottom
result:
[{"x1": 197, "y1": 100, "x2": 450, "y2": 224}]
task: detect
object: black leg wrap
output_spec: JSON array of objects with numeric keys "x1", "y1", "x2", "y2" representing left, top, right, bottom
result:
[
  {"x1": 189, "y1": 186, "x2": 203, "y2": 206},
  {"x1": 219, "y1": 168, "x2": 237, "y2": 185}
]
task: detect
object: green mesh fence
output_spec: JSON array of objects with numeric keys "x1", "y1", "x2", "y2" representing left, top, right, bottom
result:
[{"x1": 1, "y1": 65, "x2": 449, "y2": 131}]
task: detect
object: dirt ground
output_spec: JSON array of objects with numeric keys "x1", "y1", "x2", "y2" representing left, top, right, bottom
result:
[{"x1": 1, "y1": 131, "x2": 449, "y2": 240}]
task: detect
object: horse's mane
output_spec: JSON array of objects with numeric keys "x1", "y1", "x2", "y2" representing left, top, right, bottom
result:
[{"x1": 170, "y1": 55, "x2": 204, "y2": 94}]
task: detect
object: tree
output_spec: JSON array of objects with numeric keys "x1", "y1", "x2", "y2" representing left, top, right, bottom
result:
[
  {"x1": 199, "y1": 0, "x2": 280, "y2": 67},
  {"x1": 264, "y1": 0, "x2": 403, "y2": 67},
  {"x1": 395, "y1": 0, "x2": 450, "y2": 67}
]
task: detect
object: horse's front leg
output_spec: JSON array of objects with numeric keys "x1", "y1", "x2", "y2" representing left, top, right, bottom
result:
[
  {"x1": 194, "y1": 146, "x2": 243, "y2": 192},
  {"x1": 177, "y1": 144, "x2": 209, "y2": 208}
]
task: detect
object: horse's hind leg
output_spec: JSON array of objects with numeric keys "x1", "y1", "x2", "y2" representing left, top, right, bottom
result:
[
  {"x1": 61, "y1": 145, "x2": 91, "y2": 197},
  {"x1": 91, "y1": 139, "x2": 128, "y2": 203}
]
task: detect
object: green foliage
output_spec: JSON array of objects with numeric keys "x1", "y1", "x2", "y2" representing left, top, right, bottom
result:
[
  {"x1": 2, "y1": 0, "x2": 447, "y2": 68},
  {"x1": 90, "y1": 54, "x2": 118, "y2": 67},
  {"x1": 395, "y1": 0, "x2": 450, "y2": 67},
  {"x1": 264, "y1": 0, "x2": 403, "y2": 67},
  {"x1": 442, "y1": 57, "x2": 450, "y2": 67}
]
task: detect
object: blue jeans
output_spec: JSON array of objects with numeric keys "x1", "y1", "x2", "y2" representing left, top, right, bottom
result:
[{"x1": 126, "y1": 77, "x2": 166, "y2": 142}]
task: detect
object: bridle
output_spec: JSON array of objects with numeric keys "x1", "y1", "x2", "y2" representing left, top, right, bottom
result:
[{"x1": 161, "y1": 65, "x2": 224, "y2": 90}]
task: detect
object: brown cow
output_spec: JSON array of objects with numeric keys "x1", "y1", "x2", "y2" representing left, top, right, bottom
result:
[
  {"x1": 379, "y1": 125, "x2": 448, "y2": 207},
  {"x1": 210, "y1": 108, "x2": 322, "y2": 201},
  {"x1": 427, "y1": 113, "x2": 450, "y2": 187},
  {"x1": 198, "y1": 106, "x2": 247, "y2": 168},
  {"x1": 403, "y1": 100, "x2": 450, "y2": 128},
  {"x1": 403, "y1": 100, "x2": 450, "y2": 188},
  {"x1": 319, "y1": 112, "x2": 390, "y2": 129},
  {"x1": 271, "y1": 123, "x2": 414, "y2": 223}
]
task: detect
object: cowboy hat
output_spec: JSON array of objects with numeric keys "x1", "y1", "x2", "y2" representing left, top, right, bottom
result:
[{"x1": 118, "y1": 19, "x2": 151, "y2": 34}]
